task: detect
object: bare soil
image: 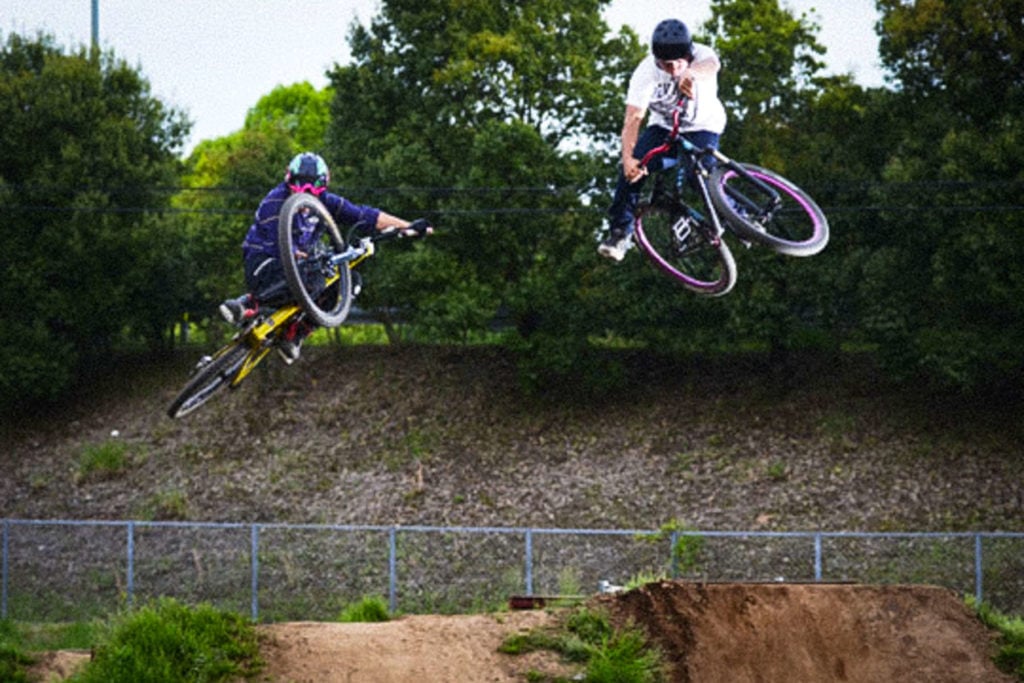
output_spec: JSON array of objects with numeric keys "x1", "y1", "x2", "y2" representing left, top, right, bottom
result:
[
  {"x1": 3, "y1": 346, "x2": 1022, "y2": 534},
  {"x1": 30, "y1": 582, "x2": 1014, "y2": 682}
]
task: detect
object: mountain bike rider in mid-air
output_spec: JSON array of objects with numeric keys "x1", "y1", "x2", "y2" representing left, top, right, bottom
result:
[
  {"x1": 600, "y1": 18, "x2": 727, "y2": 262},
  {"x1": 218, "y1": 152, "x2": 431, "y2": 364}
]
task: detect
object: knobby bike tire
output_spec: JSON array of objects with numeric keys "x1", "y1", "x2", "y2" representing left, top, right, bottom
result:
[
  {"x1": 166, "y1": 343, "x2": 249, "y2": 419},
  {"x1": 278, "y1": 193, "x2": 354, "y2": 328},
  {"x1": 634, "y1": 201, "x2": 737, "y2": 297},
  {"x1": 709, "y1": 163, "x2": 829, "y2": 257}
]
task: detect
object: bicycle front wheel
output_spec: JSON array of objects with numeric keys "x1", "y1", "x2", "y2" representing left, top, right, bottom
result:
[
  {"x1": 634, "y1": 202, "x2": 737, "y2": 297},
  {"x1": 278, "y1": 193, "x2": 354, "y2": 328},
  {"x1": 167, "y1": 343, "x2": 249, "y2": 419},
  {"x1": 709, "y1": 163, "x2": 829, "y2": 257}
]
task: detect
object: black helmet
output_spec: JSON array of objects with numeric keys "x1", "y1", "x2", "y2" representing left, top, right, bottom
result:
[{"x1": 651, "y1": 19, "x2": 694, "y2": 61}]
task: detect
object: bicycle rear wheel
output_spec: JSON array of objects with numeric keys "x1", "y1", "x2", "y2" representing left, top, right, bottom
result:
[
  {"x1": 634, "y1": 202, "x2": 737, "y2": 297},
  {"x1": 709, "y1": 163, "x2": 829, "y2": 257},
  {"x1": 278, "y1": 193, "x2": 354, "y2": 328},
  {"x1": 167, "y1": 343, "x2": 249, "y2": 419}
]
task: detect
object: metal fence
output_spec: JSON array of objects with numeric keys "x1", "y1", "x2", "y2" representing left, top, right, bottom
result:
[{"x1": 2, "y1": 518, "x2": 1022, "y2": 622}]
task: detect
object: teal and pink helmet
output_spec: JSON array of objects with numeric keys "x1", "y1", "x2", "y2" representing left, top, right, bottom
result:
[{"x1": 285, "y1": 152, "x2": 330, "y2": 196}]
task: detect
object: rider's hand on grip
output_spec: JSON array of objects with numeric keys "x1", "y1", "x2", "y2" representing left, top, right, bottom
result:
[{"x1": 408, "y1": 218, "x2": 432, "y2": 237}]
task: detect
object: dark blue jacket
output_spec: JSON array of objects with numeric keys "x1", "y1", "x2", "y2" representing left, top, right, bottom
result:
[{"x1": 241, "y1": 183, "x2": 382, "y2": 260}]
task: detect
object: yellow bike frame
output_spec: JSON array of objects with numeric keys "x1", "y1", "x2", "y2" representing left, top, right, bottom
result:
[{"x1": 222, "y1": 240, "x2": 377, "y2": 387}]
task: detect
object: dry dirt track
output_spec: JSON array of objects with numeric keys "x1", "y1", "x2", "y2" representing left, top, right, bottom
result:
[{"x1": 32, "y1": 582, "x2": 1013, "y2": 683}]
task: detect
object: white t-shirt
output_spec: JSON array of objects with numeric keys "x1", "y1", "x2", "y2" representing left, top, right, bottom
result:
[{"x1": 624, "y1": 44, "x2": 727, "y2": 134}]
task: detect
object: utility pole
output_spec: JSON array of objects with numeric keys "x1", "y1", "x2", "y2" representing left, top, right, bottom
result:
[{"x1": 91, "y1": 0, "x2": 99, "y2": 49}]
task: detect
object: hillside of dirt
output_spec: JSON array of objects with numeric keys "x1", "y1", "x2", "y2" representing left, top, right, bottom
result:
[
  {"x1": 2, "y1": 345, "x2": 1022, "y2": 534},
  {"x1": 28, "y1": 582, "x2": 1016, "y2": 682}
]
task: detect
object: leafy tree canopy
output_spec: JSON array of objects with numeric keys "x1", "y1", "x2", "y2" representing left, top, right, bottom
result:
[{"x1": 0, "y1": 32, "x2": 187, "y2": 406}]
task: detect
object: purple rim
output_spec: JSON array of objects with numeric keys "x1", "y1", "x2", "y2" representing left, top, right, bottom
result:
[
  {"x1": 720, "y1": 170, "x2": 825, "y2": 243},
  {"x1": 634, "y1": 214, "x2": 731, "y2": 293}
]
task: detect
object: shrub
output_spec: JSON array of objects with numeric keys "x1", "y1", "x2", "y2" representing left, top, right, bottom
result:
[
  {"x1": 338, "y1": 595, "x2": 391, "y2": 623},
  {"x1": 69, "y1": 598, "x2": 262, "y2": 683}
]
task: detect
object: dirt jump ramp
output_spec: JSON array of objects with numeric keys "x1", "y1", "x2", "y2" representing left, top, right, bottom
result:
[{"x1": 602, "y1": 581, "x2": 1013, "y2": 683}]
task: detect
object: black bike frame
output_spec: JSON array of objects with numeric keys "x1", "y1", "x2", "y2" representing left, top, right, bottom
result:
[{"x1": 639, "y1": 97, "x2": 783, "y2": 227}]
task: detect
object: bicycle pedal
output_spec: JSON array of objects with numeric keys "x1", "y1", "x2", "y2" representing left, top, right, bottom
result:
[{"x1": 191, "y1": 355, "x2": 213, "y2": 376}]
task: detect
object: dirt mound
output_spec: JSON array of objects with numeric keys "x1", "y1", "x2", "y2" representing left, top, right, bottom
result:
[
  {"x1": 602, "y1": 581, "x2": 1013, "y2": 683},
  {"x1": 28, "y1": 582, "x2": 1012, "y2": 682}
]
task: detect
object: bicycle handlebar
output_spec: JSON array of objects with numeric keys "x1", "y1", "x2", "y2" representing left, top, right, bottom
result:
[{"x1": 637, "y1": 96, "x2": 732, "y2": 171}]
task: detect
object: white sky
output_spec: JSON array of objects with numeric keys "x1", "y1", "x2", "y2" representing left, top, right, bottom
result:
[{"x1": 2, "y1": 1, "x2": 885, "y2": 155}]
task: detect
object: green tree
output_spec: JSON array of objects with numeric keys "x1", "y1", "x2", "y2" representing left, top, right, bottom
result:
[
  {"x1": 174, "y1": 82, "x2": 331, "y2": 320},
  {"x1": 0, "y1": 33, "x2": 187, "y2": 408},
  {"x1": 243, "y1": 82, "x2": 333, "y2": 150},
  {"x1": 695, "y1": 0, "x2": 851, "y2": 359},
  {"x1": 858, "y1": 0, "x2": 1024, "y2": 389},
  {"x1": 323, "y1": 0, "x2": 639, "y2": 377}
]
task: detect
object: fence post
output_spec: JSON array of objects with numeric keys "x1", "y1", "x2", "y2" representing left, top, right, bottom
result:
[
  {"x1": 814, "y1": 533, "x2": 822, "y2": 582},
  {"x1": 974, "y1": 534, "x2": 983, "y2": 605},
  {"x1": 126, "y1": 521, "x2": 134, "y2": 607},
  {"x1": 670, "y1": 531, "x2": 679, "y2": 578},
  {"x1": 2, "y1": 520, "x2": 8, "y2": 619},
  {"x1": 524, "y1": 529, "x2": 533, "y2": 595},
  {"x1": 251, "y1": 525, "x2": 260, "y2": 621},
  {"x1": 388, "y1": 527, "x2": 398, "y2": 613}
]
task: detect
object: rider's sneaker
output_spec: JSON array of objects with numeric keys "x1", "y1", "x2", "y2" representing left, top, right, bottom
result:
[
  {"x1": 598, "y1": 229, "x2": 630, "y2": 262},
  {"x1": 219, "y1": 294, "x2": 258, "y2": 326},
  {"x1": 277, "y1": 337, "x2": 302, "y2": 365},
  {"x1": 277, "y1": 320, "x2": 312, "y2": 365}
]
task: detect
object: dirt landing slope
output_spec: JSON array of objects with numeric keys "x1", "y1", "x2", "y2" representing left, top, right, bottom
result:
[
  {"x1": 29, "y1": 583, "x2": 1012, "y2": 682},
  {"x1": 602, "y1": 582, "x2": 1013, "y2": 683},
  {"x1": 256, "y1": 610, "x2": 566, "y2": 683}
]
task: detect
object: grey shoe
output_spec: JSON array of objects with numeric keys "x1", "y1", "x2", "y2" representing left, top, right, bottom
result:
[
  {"x1": 277, "y1": 337, "x2": 302, "y2": 365},
  {"x1": 219, "y1": 294, "x2": 257, "y2": 325},
  {"x1": 598, "y1": 230, "x2": 630, "y2": 262}
]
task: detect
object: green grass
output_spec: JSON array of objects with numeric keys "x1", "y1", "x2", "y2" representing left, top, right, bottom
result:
[
  {"x1": 0, "y1": 620, "x2": 35, "y2": 683},
  {"x1": 500, "y1": 607, "x2": 664, "y2": 682},
  {"x1": 1, "y1": 619, "x2": 101, "y2": 681},
  {"x1": 75, "y1": 439, "x2": 131, "y2": 482},
  {"x1": 66, "y1": 597, "x2": 263, "y2": 683},
  {"x1": 970, "y1": 597, "x2": 1024, "y2": 680},
  {"x1": 338, "y1": 595, "x2": 391, "y2": 623}
]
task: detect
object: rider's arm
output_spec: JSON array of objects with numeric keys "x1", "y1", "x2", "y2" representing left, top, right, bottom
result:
[
  {"x1": 621, "y1": 104, "x2": 647, "y2": 183},
  {"x1": 374, "y1": 210, "x2": 412, "y2": 230},
  {"x1": 687, "y1": 49, "x2": 720, "y2": 78},
  {"x1": 678, "y1": 47, "x2": 720, "y2": 98}
]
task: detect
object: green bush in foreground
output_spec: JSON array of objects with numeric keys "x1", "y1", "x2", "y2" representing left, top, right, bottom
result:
[
  {"x1": 500, "y1": 607, "x2": 664, "y2": 682},
  {"x1": 68, "y1": 598, "x2": 263, "y2": 683},
  {"x1": 0, "y1": 620, "x2": 34, "y2": 682},
  {"x1": 971, "y1": 598, "x2": 1024, "y2": 680}
]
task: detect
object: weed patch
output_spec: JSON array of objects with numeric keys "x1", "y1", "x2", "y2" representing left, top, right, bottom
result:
[{"x1": 500, "y1": 607, "x2": 664, "y2": 682}]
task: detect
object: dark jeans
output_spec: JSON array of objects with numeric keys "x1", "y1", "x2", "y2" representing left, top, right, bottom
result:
[
  {"x1": 606, "y1": 126, "x2": 721, "y2": 236},
  {"x1": 243, "y1": 254, "x2": 325, "y2": 309}
]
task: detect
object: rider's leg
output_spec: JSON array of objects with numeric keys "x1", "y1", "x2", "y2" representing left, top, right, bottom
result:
[
  {"x1": 218, "y1": 254, "x2": 272, "y2": 326},
  {"x1": 679, "y1": 130, "x2": 720, "y2": 194},
  {"x1": 247, "y1": 256, "x2": 293, "y2": 309},
  {"x1": 601, "y1": 126, "x2": 673, "y2": 260}
]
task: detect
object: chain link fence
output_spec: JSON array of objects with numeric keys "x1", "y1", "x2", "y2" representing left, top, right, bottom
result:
[{"x1": 3, "y1": 519, "x2": 1022, "y2": 621}]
